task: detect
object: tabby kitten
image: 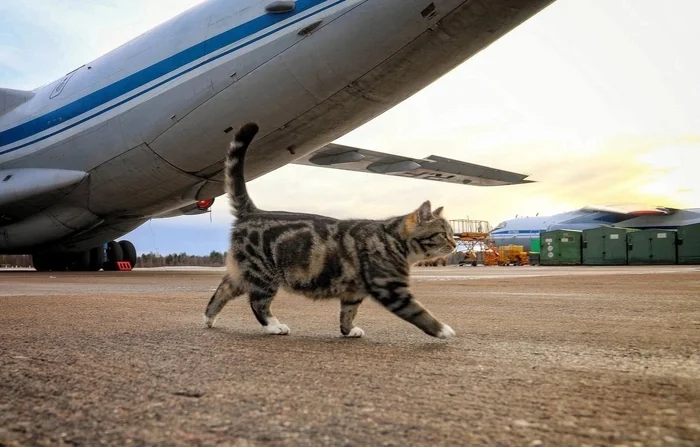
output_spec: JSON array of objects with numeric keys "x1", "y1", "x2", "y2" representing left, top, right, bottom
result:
[{"x1": 203, "y1": 122, "x2": 457, "y2": 339}]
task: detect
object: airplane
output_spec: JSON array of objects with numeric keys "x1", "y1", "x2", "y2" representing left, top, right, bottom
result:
[
  {"x1": 489, "y1": 204, "x2": 700, "y2": 251},
  {"x1": 0, "y1": 0, "x2": 552, "y2": 272}
]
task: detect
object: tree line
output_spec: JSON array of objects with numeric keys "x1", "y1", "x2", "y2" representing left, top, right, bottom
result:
[
  {"x1": 0, "y1": 251, "x2": 227, "y2": 269},
  {"x1": 136, "y1": 251, "x2": 227, "y2": 268}
]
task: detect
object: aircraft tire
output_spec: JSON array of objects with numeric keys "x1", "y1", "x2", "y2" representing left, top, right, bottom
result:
[
  {"x1": 49, "y1": 253, "x2": 71, "y2": 272},
  {"x1": 72, "y1": 250, "x2": 91, "y2": 271},
  {"x1": 89, "y1": 246, "x2": 105, "y2": 271},
  {"x1": 118, "y1": 240, "x2": 137, "y2": 268},
  {"x1": 32, "y1": 254, "x2": 51, "y2": 272},
  {"x1": 104, "y1": 241, "x2": 124, "y2": 271}
]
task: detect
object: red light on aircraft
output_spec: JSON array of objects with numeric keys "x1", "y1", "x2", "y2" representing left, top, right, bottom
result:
[{"x1": 196, "y1": 198, "x2": 214, "y2": 210}]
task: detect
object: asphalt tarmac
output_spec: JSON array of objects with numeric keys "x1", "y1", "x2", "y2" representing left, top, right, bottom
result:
[{"x1": 1, "y1": 266, "x2": 699, "y2": 446}]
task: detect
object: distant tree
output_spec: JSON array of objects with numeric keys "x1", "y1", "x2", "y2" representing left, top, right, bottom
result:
[{"x1": 209, "y1": 250, "x2": 224, "y2": 265}]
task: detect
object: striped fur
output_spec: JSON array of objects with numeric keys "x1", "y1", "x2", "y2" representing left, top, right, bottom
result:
[
  {"x1": 224, "y1": 122, "x2": 259, "y2": 218},
  {"x1": 204, "y1": 123, "x2": 457, "y2": 339}
]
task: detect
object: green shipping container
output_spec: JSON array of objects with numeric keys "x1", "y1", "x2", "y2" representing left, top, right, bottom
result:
[
  {"x1": 530, "y1": 236, "x2": 541, "y2": 253},
  {"x1": 677, "y1": 222, "x2": 700, "y2": 265},
  {"x1": 540, "y1": 230, "x2": 582, "y2": 265},
  {"x1": 627, "y1": 229, "x2": 678, "y2": 265},
  {"x1": 582, "y1": 227, "x2": 635, "y2": 265}
]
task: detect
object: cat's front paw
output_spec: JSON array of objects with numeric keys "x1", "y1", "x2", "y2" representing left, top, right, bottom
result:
[
  {"x1": 264, "y1": 323, "x2": 291, "y2": 335},
  {"x1": 435, "y1": 324, "x2": 455, "y2": 340},
  {"x1": 344, "y1": 327, "x2": 365, "y2": 338}
]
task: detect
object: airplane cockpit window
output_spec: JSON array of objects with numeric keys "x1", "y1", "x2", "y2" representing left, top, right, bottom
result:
[{"x1": 493, "y1": 221, "x2": 506, "y2": 231}]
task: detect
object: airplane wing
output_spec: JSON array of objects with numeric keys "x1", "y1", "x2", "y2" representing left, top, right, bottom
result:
[
  {"x1": 291, "y1": 143, "x2": 533, "y2": 186},
  {"x1": 1, "y1": 88, "x2": 35, "y2": 115},
  {"x1": 580, "y1": 204, "x2": 673, "y2": 216}
]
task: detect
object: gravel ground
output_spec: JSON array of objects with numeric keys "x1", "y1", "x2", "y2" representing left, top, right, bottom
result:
[{"x1": 1, "y1": 267, "x2": 699, "y2": 446}]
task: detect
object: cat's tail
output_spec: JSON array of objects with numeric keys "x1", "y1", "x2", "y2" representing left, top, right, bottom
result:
[{"x1": 225, "y1": 122, "x2": 259, "y2": 218}]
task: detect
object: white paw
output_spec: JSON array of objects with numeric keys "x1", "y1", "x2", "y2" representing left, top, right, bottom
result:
[
  {"x1": 264, "y1": 323, "x2": 290, "y2": 335},
  {"x1": 436, "y1": 324, "x2": 455, "y2": 340},
  {"x1": 204, "y1": 315, "x2": 216, "y2": 328},
  {"x1": 344, "y1": 327, "x2": 365, "y2": 338}
]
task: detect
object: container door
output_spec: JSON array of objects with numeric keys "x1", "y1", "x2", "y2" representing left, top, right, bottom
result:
[
  {"x1": 558, "y1": 232, "x2": 582, "y2": 265},
  {"x1": 627, "y1": 231, "x2": 649, "y2": 265},
  {"x1": 583, "y1": 229, "x2": 602, "y2": 265},
  {"x1": 650, "y1": 231, "x2": 677, "y2": 264},
  {"x1": 541, "y1": 232, "x2": 556, "y2": 265},
  {"x1": 607, "y1": 230, "x2": 626, "y2": 265},
  {"x1": 601, "y1": 230, "x2": 609, "y2": 264},
  {"x1": 678, "y1": 223, "x2": 700, "y2": 264}
]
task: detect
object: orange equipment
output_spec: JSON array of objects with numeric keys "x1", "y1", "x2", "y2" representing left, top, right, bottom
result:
[{"x1": 497, "y1": 245, "x2": 529, "y2": 266}]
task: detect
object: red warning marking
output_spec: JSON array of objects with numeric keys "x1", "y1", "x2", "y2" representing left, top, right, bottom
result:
[{"x1": 116, "y1": 261, "x2": 132, "y2": 271}]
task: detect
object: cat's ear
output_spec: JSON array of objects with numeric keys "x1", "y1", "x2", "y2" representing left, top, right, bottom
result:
[
  {"x1": 405, "y1": 200, "x2": 432, "y2": 233},
  {"x1": 433, "y1": 206, "x2": 444, "y2": 217},
  {"x1": 417, "y1": 200, "x2": 432, "y2": 222}
]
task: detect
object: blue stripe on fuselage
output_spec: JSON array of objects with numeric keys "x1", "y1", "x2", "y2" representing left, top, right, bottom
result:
[
  {"x1": 0, "y1": 0, "x2": 344, "y2": 154},
  {"x1": 491, "y1": 230, "x2": 541, "y2": 236}
]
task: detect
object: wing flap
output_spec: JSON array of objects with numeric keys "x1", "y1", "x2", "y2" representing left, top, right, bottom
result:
[{"x1": 292, "y1": 143, "x2": 533, "y2": 186}]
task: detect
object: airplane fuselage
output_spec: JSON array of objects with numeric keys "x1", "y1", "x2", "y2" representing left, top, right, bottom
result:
[{"x1": 0, "y1": 0, "x2": 552, "y2": 259}]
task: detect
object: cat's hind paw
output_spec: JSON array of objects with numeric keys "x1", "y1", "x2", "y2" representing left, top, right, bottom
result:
[
  {"x1": 436, "y1": 324, "x2": 455, "y2": 340},
  {"x1": 264, "y1": 322, "x2": 291, "y2": 335},
  {"x1": 344, "y1": 327, "x2": 365, "y2": 338}
]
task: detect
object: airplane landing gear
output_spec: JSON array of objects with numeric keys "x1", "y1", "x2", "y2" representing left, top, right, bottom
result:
[
  {"x1": 103, "y1": 241, "x2": 123, "y2": 271},
  {"x1": 118, "y1": 240, "x2": 137, "y2": 268},
  {"x1": 89, "y1": 246, "x2": 105, "y2": 272},
  {"x1": 32, "y1": 240, "x2": 137, "y2": 272}
]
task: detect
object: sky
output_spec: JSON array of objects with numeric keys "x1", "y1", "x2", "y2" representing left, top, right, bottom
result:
[{"x1": 2, "y1": 0, "x2": 699, "y2": 255}]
